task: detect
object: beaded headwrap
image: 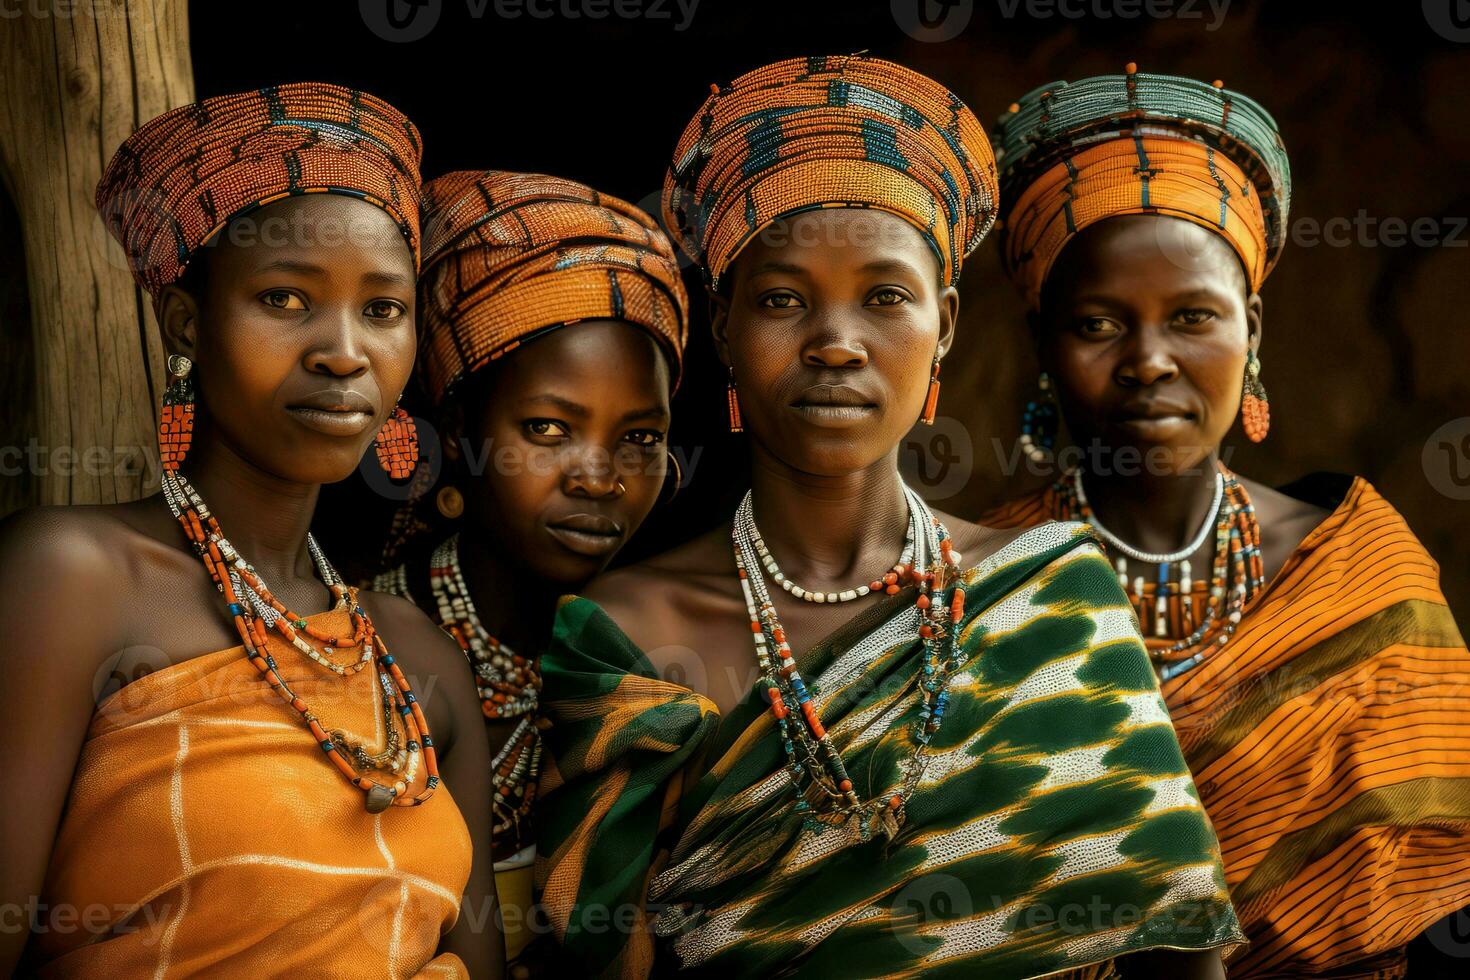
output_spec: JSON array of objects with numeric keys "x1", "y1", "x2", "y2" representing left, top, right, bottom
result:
[
  {"x1": 418, "y1": 170, "x2": 689, "y2": 404},
  {"x1": 994, "y1": 64, "x2": 1291, "y2": 309},
  {"x1": 96, "y1": 82, "x2": 424, "y2": 296},
  {"x1": 661, "y1": 54, "x2": 999, "y2": 289}
]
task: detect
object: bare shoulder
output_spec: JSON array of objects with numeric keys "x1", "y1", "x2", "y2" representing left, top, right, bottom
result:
[
  {"x1": 931, "y1": 509, "x2": 1035, "y2": 566},
  {"x1": 579, "y1": 521, "x2": 740, "y2": 653},
  {"x1": 0, "y1": 504, "x2": 135, "y2": 602}
]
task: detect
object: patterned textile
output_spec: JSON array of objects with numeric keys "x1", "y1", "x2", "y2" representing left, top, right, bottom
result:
[
  {"x1": 418, "y1": 170, "x2": 689, "y2": 404},
  {"x1": 980, "y1": 474, "x2": 1470, "y2": 977},
  {"x1": 537, "y1": 522, "x2": 1244, "y2": 978},
  {"x1": 661, "y1": 54, "x2": 998, "y2": 289},
  {"x1": 993, "y1": 68, "x2": 1290, "y2": 309},
  {"x1": 97, "y1": 82, "x2": 424, "y2": 295},
  {"x1": 28, "y1": 607, "x2": 471, "y2": 978}
]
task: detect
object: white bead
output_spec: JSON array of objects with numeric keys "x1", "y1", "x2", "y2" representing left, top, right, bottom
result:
[{"x1": 813, "y1": 591, "x2": 826, "y2": 603}]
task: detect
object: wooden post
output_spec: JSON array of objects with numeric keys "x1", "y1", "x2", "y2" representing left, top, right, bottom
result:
[{"x1": 0, "y1": 0, "x2": 192, "y2": 509}]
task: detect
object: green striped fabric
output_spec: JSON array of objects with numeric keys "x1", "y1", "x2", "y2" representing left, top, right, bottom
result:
[{"x1": 537, "y1": 522, "x2": 1243, "y2": 978}]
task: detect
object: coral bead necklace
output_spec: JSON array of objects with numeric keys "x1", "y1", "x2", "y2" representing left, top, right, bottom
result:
[
  {"x1": 732, "y1": 483, "x2": 966, "y2": 842},
  {"x1": 160, "y1": 469, "x2": 438, "y2": 812}
]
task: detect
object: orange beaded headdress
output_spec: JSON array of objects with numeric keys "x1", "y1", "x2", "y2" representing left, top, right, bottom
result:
[
  {"x1": 661, "y1": 54, "x2": 999, "y2": 289},
  {"x1": 993, "y1": 64, "x2": 1291, "y2": 310},
  {"x1": 417, "y1": 170, "x2": 689, "y2": 404},
  {"x1": 96, "y1": 82, "x2": 425, "y2": 296}
]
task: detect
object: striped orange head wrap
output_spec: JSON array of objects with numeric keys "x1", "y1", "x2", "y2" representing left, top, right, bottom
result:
[
  {"x1": 96, "y1": 82, "x2": 424, "y2": 297},
  {"x1": 661, "y1": 54, "x2": 999, "y2": 289},
  {"x1": 417, "y1": 171, "x2": 689, "y2": 405},
  {"x1": 994, "y1": 66, "x2": 1291, "y2": 309}
]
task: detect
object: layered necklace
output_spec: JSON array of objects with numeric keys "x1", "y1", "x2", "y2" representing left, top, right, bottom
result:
[
  {"x1": 1050, "y1": 461, "x2": 1265, "y2": 680},
  {"x1": 160, "y1": 469, "x2": 436, "y2": 812},
  {"x1": 732, "y1": 483, "x2": 965, "y2": 842},
  {"x1": 428, "y1": 533, "x2": 541, "y2": 847}
]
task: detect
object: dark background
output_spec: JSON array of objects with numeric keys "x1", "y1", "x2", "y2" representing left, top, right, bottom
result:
[{"x1": 190, "y1": 0, "x2": 1470, "y2": 639}]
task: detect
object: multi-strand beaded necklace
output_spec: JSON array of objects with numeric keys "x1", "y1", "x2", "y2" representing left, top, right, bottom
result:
[
  {"x1": 1050, "y1": 461, "x2": 1265, "y2": 680},
  {"x1": 428, "y1": 533, "x2": 542, "y2": 848},
  {"x1": 160, "y1": 469, "x2": 437, "y2": 812},
  {"x1": 732, "y1": 484, "x2": 965, "y2": 842}
]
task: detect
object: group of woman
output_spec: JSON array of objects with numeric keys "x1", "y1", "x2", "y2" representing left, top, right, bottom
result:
[{"x1": 0, "y1": 53, "x2": 1465, "y2": 980}]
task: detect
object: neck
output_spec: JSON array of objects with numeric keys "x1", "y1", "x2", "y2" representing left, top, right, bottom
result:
[
  {"x1": 454, "y1": 530, "x2": 562, "y2": 652},
  {"x1": 180, "y1": 433, "x2": 321, "y2": 590},
  {"x1": 1078, "y1": 451, "x2": 1222, "y2": 556},
  {"x1": 746, "y1": 442, "x2": 912, "y2": 583}
]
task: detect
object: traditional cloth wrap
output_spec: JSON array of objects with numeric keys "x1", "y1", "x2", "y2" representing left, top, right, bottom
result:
[
  {"x1": 661, "y1": 54, "x2": 999, "y2": 289},
  {"x1": 418, "y1": 170, "x2": 689, "y2": 404},
  {"x1": 96, "y1": 82, "x2": 424, "y2": 296},
  {"x1": 994, "y1": 68, "x2": 1291, "y2": 309}
]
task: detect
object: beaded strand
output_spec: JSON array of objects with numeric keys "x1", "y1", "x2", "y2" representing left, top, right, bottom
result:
[
  {"x1": 160, "y1": 469, "x2": 438, "y2": 812},
  {"x1": 732, "y1": 484, "x2": 966, "y2": 841}
]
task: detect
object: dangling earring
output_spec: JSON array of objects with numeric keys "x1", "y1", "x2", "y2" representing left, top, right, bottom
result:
[
  {"x1": 1020, "y1": 372, "x2": 1059, "y2": 463},
  {"x1": 661, "y1": 449, "x2": 684, "y2": 503},
  {"x1": 1241, "y1": 349, "x2": 1270, "y2": 443},
  {"x1": 920, "y1": 353, "x2": 942, "y2": 426},
  {"x1": 374, "y1": 400, "x2": 420, "y2": 479},
  {"x1": 726, "y1": 366, "x2": 743, "y2": 434},
  {"x1": 435, "y1": 484, "x2": 464, "y2": 520},
  {"x1": 159, "y1": 353, "x2": 195, "y2": 473}
]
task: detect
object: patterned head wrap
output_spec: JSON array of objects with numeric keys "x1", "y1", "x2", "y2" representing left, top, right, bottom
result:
[
  {"x1": 417, "y1": 171, "x2": 689, "y2": 405},
  {"x1": 661, "y1": 54, "x2": 999, "y2": 289},
  {"x1": 994, "y1": 65, "x2": 1291, "y2": 309},
  {"x1": 96, "y1": 82, "x2": 424, "y2": 297}
]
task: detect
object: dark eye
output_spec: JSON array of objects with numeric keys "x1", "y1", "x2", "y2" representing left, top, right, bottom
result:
[
  {"x1": 623, "y1": 429, "x2": 666, "y2": 448},
  {"x1": 262, "y1": 290, "x2": 306, "y2": 311},
  {"x1": 759, "y1": 292, "x2": 803, "y2": 310},
  {"x1": 524, "y1": 419, "x2": 570, "y2": 439},
  {"x1": 365, "y1": 299, "x2": 406, "y2": 321},
  {"x1": 1175, "y1": 308, "x2": 1216, "y2": 326},
  {"x1": 867, "y1": 288, "x2": 908, "y2": 306},
  {"x1": 1078, "y1": 317, "x2": 1120, "y2": 338}
]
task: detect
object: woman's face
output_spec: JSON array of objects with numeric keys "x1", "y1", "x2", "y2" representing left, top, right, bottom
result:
[
  {"x1": 459, "y1": 320, "x2": 672, "y2": 588},
  {"x1": 714, "y1": 208, "x2": 957, "y2": 477},
  {"x1": 161, "y1": 194, "x2": 418, "y2": 485},
  {"x1": 1037, "y1": 214, "x2": 1263, "y2": 474}
]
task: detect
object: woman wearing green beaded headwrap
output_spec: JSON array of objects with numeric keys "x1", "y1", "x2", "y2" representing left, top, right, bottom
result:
[{"x1": 983, "y1": 64, "x2": 1470, "y2": 978}]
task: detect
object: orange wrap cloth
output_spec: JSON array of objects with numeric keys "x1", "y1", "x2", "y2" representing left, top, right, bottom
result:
[
  {"x1": 28, "y1": 607, "x2": 472, "y2": 979},
  {"x1": 661, "y1": 54, "x2": 998, "y2": 288},
  {"x1": 97, "y1": 82, "x2": 424, "y2": 295},
  {"x1": 993, "y1": 67, "x2": 1291, "y2": 309},
  {"x1": 418, "y1": 170, "x2": 689, "y2": 404},
  {"x1": 1004, "y1": 136, "x2": 1268, "y2": 309}
]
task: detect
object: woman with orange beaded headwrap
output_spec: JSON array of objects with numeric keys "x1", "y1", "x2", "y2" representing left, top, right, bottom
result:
[
  {"x1": 534, "y1": 54, "x2": 1243, "y2": 980},
  {"x1": 981, "y1": 64, "x2": 1470, "y2": 978},
  {"x1": 1, "y1": 83, "x2": 499, "y2": 978},
  {"x1": 371, "y1": 169, "x2": 689, "y2": 971}
]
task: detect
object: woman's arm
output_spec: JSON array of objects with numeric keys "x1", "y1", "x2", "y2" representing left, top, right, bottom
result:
[
  {"x1": 369, "y1": 592, "x2": 504, "y2": 979},
  {"x1": 0, "y1": 510, "x2": 114, "y2": 975}
]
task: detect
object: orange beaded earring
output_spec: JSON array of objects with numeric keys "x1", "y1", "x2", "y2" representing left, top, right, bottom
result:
[
  {"x1": 158, "y1": 353, "x2": 194, "y2": 472},
  {"x1": 726, "y1": 366, "x2": 744, "y2": 434},
  {"x1": 374, "y1": 401, "x2": 420, "y2": 479},
  {"x1": 1241, "y1": 349, "x2": 1270, "y2": 443},
  {"x1": 920, "y1": 353, "x2": 942, "y2": 426}
]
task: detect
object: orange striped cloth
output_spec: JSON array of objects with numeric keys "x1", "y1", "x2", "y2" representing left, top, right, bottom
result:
[
  {"x1": 417, "y1": 170, "x2": 688, "y2": 404},
  {"x1": 27, "y1": 607, "x2": 471, "y2": 978},
  {"x1": 980, "y1": 474, "x2": 1470, "y2": 977},
  {"x1": 97, "y1": 82, "x2": 424, "y2": 296}
]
